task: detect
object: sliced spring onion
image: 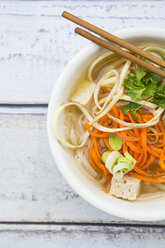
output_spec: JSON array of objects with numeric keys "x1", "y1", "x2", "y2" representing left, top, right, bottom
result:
[
  {"x1": 109, "y1": 133, "x2": 122, "y2": 151},
  {"x1": 118, "y1": 156, "x2": 132, "y2": 166},
  {"x1": 113, "y1": 163, "x2": 130, "y2": 181},
  {"x1": 101, "y1": 151, "x2": 111, "y2": 163},
  {"x1": 124, "y1": 151, "x2": 137, "y2": 166},
  {"x1": 105, "y1": 151, "x2": 122, "y2": 173},
  {"x1": 104, "y1": 150, "x2": 137, "y2": 181}
]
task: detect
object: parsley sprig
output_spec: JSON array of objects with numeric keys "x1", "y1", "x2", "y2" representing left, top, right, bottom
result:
[
  {"x1": 120, "y1": 102, "x2": 141, "y2": 121},
  {"x1": 124, "y1": 67, "x2": 165, "y2": 108}
]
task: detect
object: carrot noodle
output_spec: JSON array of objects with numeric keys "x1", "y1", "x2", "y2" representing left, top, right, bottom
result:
[
  {"x1": 126, "y1": 141, "x2": 142, "y2": 153},
  {"x1": 147, "y1": 133, "x2": 163, "y2": 136},
  {"x1": 159, "y1": 156, "x2": 165, "y2": 170},
  {"x1": 117, "y1": 133, "x2": 140, "y2": 142},
  {"x1": 141, "y1": 155, "x2": 155, "y2": 170},
  {"x1": 89, "y1": 140, "x2": 102, "y2": 173},
  {"x1": 85, "y1": 104, "x2": 165, "y2": 184},
  {"x1": 92, "y1": 148, "x2": 110, "y2": 177},
  {"x1": 129, "y1": 172, "x2": 165, "y2": 184},
  {"x1": 127, "y1": 112, "x2": 139, "y2": 137},
  {"x1": 93, "y1": 136, "x2": 102, "y2": 160},
  {"x1": 85, "y1": 122, "x2": 110, "y2": 138},
  {"x1": 139, "y1": 128, "x2": 147, "y2": 168},
  {"x1": 103, "y1": 137, "x2": 113, "y2": 151}
]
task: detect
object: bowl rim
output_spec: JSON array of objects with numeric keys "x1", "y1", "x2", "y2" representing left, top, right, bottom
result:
[{"x1": 47, "y1": 27, "x2": 165, "y2": 221}]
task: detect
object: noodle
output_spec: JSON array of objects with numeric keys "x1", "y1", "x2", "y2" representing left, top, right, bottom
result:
[{"x1": 53, "y1": 44, "x2": 165, "y2": 201}]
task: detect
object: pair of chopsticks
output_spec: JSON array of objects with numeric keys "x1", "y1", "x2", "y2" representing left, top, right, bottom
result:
[{"x1": 62, "y1": 11, "x2": 165, "y2": 78}]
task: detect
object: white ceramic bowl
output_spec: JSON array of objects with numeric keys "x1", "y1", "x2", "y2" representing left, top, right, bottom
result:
[{"x1": 48, "y1": 27, "x2": 165, "y2": 221}]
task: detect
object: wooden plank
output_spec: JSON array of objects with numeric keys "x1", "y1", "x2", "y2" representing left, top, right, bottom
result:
[
  {"x1": 0, "y1": 108, "x2": 164, "y2": 224},
  {"x1": 0, "y1": 224, "x2": 164, "y2": 247},
  {"x1": 0, "y1": 109, "x2": 123, "y2": 223},
  {"x1": 0, "y1": 1, "x2": 164, "y2": 103}
]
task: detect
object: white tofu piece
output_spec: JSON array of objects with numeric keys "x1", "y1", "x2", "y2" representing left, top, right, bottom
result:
[
  {"x1": 110, "y1": 175, "x2": 141, "y2": 201},
  {"x1": 71, "y1": 80, "x2": 96, "y2": 106}
]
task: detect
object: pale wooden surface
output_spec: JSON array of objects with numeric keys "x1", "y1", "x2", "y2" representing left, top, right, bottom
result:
[
  {"x1": 0, "y1": 0, "x2": 165, "y2": 246},
  {"x1": 0, "y1": 224, "x2": 165, "y2": 248},
  {"x1": 0, "y1": 0, "x2": 164, "y2": 104}
]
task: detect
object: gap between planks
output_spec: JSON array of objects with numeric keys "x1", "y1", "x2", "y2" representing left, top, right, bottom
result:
[{"x1": 0, "y1": 222, "x2": 165, "y2": 228}]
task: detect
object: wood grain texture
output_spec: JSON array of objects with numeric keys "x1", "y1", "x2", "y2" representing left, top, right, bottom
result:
[
  {"x1": 0, "y1": 0, "x2": 164, "y2": 104},
  {"x1": 1, "y1": 3, "x2": 165, "y2": 245},
  {"x1": 0, "y1": 109, "x2": 131, "y2": 223},
  {"x1": 0, "y1": 108, "x2": 165, "y2": 224},
  {"x1": 0, "y1": 224, "x2": 164, "y2": 248}
]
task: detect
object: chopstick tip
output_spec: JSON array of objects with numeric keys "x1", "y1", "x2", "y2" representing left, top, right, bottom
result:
[
  {"x1": 62, "y1": 11, "x2": 67, "y2": 17},
  {"x1": 75, "y1": 27, "x2": 84, "y2": 35}
]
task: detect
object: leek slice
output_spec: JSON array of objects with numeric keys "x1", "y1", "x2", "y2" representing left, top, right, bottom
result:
[
  {"x1": 109, "y1": 133, "x2": 122, "y2": 151},
  {"x1": 102, "y1": 151, "x2": 111, "y2": 163}
]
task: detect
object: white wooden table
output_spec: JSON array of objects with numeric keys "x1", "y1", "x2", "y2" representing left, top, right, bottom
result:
[{"x1": 1, "y1": 0, "x2": 165, "y2": 246}]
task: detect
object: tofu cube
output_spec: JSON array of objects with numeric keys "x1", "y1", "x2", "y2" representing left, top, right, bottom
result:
[{"x1": 110, "y1": 175, "x2": 141, "y2": 201}]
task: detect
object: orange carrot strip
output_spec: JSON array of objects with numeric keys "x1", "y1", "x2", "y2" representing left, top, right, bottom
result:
[
  {"x1": 133, "y1": 166, "x2": 151, "y2": 177},
  {"x1": 158, "y1": 121, "x2": 165, "y2": 147},
  {"x1": 93, "y1": 137, "x2": 102, "y2": 160},
  {"x1": 129, "y1": 172, "x2": 165, "y2": 183},
  {"x1": 112, "y1": 105, "x2": 119, "y2": 119},
  {"x1": 147, "y1": 132, "x2": 163, "y2": 136},
  {"x1": 149, "y1": 145, "x2": 163, "y2": 154},
  {"x1": 85, "y1": 122, "x2": 110, "y2": 138},
  {"x1": 159, "y1": 155, "x2": 165, "y2": 170},
  {"x1": 127, "y1": 112, "x2": 139, "y2": 138},
  {"x1": 117, "y1": 133, "x2": 140, "y2": 142},
  {"x1": 125, "y1": 141, "x2": 142, "y2": 153},
  {"x1": 151, "y1": 168, "x2": 165, "y2": 177},
  {"x1": 123, "y1": 143, "x2": 128, "y2": 154},
  {"x1": 136, "y1": 152, "x2": 144, "y2": 167},
  {"x1": 92, "y1": 148, "x2": 110, "y2": 177},
  {"x1": 89, "y1": 140, "x2": 101, "y2": 173},
  {"x1": 103, "y1": 137, "x2": 113, "y2": 151},
  {"x1": 147, "y1": 146, "x2": 161, "y2": 158},
  {"x1": 139, "y1": 128, "x2": 147, "y2": 168},
  {"x1": 141, "y1": 154, "x2": 155, "y2": 170}
]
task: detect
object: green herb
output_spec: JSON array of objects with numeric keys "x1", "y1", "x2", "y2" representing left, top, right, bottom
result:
[
  {"x1": 120, "y1": 102, "x2": 141, "y2": 121},
  {"x1": 131, "y1": 111, "x2": 138, "y2": 121},
  {"x1": 153, "y1": 86, "x2": 165, "y2": 108},
  {"x1": 124, "y1": 67, "x2": 164, "y2": 108},
  {"x1": 124, "y1": 71, "x2": 144, "y2": 101},
  {"x1": 143, "y1": 58, "x2": 152, "y2": 64},
  {"x1": 120, "y1": 102, "x2": 141, "y2": 115}
]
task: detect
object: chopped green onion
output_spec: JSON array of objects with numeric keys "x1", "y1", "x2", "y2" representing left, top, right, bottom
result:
[
  {"x1": 102, "y1": 151, "x2": 111, "y2": 163},
  {"x1": 104, "y1": 150, "x2": 137, "y2": 181},
  {"x1": 113, "y1": 163, "x2": 130, "y2": 181},
  {"x1": 105, "y1": 151, "x2": 122, "y2": 173},
  {"x1": 118, "y1": 156, "x2": 132, "y2": 166},
  {"x1": 109, "y1": 133, "x2": 122, "y2": 151},
  {"x1": 124, "y1": 151, "x2": 137, "y2": 166}
]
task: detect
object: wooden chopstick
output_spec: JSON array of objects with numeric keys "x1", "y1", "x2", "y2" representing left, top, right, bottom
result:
[
  {"x1": 62, "y1": 11, "x2": 165, "y2": 69},
  {"x1": 75, "y1": 28, "x2": 165, "y2": 78},
  {"x1": 75, "y1": 27, "x2": 165, "y2": 78}
]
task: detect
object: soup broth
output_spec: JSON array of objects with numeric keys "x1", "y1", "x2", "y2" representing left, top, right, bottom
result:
[{"x1": 54, "y1": 43, "x2": 165, "y2": 201}]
